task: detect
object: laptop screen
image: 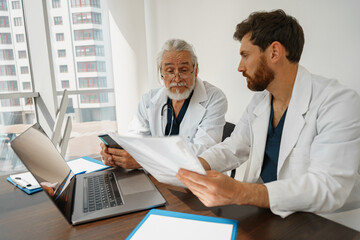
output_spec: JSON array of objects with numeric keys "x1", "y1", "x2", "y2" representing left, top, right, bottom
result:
[{"x1": 11, "y1": 123, "x2": 75, "y2": 222}]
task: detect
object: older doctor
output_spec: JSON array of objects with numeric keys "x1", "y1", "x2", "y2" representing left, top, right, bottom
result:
[
  {"x1": 177, "y1": 9, "x2": 360, "y2": 218},
  {"x1": 100, "y1": 39, "x2": 227, "y2": 169}
]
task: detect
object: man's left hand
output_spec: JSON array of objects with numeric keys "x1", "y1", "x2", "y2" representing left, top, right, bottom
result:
[{"x1": 176, "y1": 169, "x2": 270, "y2": 208}]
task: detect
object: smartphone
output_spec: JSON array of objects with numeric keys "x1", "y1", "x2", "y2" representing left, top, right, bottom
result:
[{"x1": 98, "y1": 134, "x2": 123, "y2": 149}]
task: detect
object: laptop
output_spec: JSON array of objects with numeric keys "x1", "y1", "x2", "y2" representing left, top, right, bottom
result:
[{"x1": 10, "y1": 123, "x2": 166, "y2": 225}]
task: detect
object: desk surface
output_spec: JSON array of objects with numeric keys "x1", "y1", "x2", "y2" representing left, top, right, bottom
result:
[{"x1": 1, "y1": 175, "x2": 359, "y2": 240}]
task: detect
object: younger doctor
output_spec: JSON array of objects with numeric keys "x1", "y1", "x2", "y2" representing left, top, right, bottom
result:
[
  {"x1": 100, "y1": 39, "x2": 227, "y2": 169},
  {"x1": 177, "y1": 9, "x2": 360, "y2": 217}
]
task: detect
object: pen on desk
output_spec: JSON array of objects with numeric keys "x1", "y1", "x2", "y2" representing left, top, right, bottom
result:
[{"x1": 14, "y1": 177, "x2": 32, "y2": 188}]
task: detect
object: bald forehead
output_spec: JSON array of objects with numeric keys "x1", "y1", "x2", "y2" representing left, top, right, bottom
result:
[{"x1": 161, "y1": 50, "x2": 193, "y2": 67}]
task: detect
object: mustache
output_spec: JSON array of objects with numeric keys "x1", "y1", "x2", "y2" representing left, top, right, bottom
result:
[
  {"x1": 169, "y1": 82, "x2": 188, "y2": 88},
  {"x1": 242, "y1": 72, "x2": 251, "y2": 79}
]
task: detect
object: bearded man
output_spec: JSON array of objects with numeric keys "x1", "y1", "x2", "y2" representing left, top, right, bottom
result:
[
  {"x1": 177, "y1": 10, "x2": 360, "y2": 218},
  {"x1": 100, "y1": 39, "x2": 227, "y2": 169}
]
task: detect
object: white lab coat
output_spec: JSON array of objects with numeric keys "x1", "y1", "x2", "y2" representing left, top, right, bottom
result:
[
  {"x1": 128, "y1": 78, "x2": 228, "y2": 155},
  {"x1": 201, "y1": 65, "x2": 360, "y2": 217}
]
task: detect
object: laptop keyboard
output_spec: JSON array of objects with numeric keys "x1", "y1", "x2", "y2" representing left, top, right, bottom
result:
[{"x1": 83, "y1": 173, "x2": 123, "y2": 213}]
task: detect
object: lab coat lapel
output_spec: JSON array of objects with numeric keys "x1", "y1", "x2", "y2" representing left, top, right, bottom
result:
[
  {"x1": 180, "y1": 78, "x2": 206, "y2": 140},
  {"x1": 277, "y1": 66, "x2": 311, "y2": 174},
  {"x1": 246, "y1": 92, "x2": 271, "y2": 182},
  {"x1": 150, "y1": 87, "x2": 168, "y2": 136}
]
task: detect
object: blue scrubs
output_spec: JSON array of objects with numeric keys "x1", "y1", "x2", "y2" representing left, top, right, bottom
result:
[
  {"x1": 260, "y1": 101, "x2": 288, "y2": 183},
  {"x1": 165, "y1": 91, "x2": 193, "y2": 136}
]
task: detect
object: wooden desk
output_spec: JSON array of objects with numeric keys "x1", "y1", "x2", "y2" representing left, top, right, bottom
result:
[{"x1": 1, "y1": 175, "x2": 359, "y2": 240}]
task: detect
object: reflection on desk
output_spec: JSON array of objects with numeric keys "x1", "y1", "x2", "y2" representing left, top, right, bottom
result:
[{"x1": 0, "y1": 175, "x2": 359, "y2": 240}]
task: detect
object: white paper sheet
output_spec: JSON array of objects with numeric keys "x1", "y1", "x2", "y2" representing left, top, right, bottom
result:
[
  {"x1": 129, "y1": 214, "x2": 234, "y2": 240},
  {"x1": 109, "y1": 133, "x2": 206, "y2": 187},
  {"x1": 67, "y1": 158, "x2": 107, "y2": 174}
]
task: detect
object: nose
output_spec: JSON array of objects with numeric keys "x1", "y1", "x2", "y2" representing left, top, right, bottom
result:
[
  {"x1": 237, "y1": 60, "x2": 245, "y2": 72},
  {"x1": 174, "y1": 73, "x2": 182, "y2": 82}
]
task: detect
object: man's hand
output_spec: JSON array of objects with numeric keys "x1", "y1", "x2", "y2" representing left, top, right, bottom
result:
[
  {"x1": 100, "y1": 142, "x2": 142, "y2": 169},
  {"x1": 177, "y1": 169, "x2": 270, "y2": 208},
  {"x1": 100, "y1": 142, "x2": 117, "y2": 167}
]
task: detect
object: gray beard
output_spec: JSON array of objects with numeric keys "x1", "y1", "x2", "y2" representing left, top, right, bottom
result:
[{"x1": 165, "y1": 78, "x2": 195, "y2": 101}]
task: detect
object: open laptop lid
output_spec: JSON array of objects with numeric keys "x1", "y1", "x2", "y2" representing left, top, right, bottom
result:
[{"x1": 10, "y1": 123, "x2": 75, "y2": 223}]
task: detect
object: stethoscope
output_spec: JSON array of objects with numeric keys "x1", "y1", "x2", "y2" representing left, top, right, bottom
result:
[{"x1": 161, "y1": 102, "x2": 174, "y2": 136}]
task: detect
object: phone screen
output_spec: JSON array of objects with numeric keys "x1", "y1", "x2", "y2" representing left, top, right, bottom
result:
[{"x1": 98, "y1": 134, "x2": 123, "y2": 149}]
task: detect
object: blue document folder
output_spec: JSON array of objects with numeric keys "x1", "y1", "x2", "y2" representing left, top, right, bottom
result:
[{"x1": 126, "y1": 209, "x2": 238, "y2": 240}]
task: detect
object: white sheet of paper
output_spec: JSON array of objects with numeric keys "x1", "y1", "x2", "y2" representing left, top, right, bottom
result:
[
  {"x1": 129, "y1": 214, "x2": 234, "y2": 240},
  {"x1": 66, "y1": 158, "x2": 105, "y2": 174},
  {"x1": 109, "y1": 133, "x2": 206, "y2": 187},
  {"x1": 10, "y1": 171, "x2": 41, "y2": 189}
]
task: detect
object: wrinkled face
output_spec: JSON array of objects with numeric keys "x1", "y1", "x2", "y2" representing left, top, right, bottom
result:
[
  {"x1": 161, "y1": 50, "x2": 197, "y2": 100},
  {"x1": 237, "y1": 34, "x2": 274, "y2": 91}
]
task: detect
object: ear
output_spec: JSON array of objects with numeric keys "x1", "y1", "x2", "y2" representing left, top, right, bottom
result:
[
  {"x1": 268, "y1": 41, "x2": 282, "y2": 63},
  {"x1": 195, "y1": 63, "x2": 199, "y2": 78}
]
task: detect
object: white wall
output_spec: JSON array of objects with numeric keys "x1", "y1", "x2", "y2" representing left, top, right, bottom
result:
[{"x1": 144, "y1": 0, "x2": 360, "y2": 124}]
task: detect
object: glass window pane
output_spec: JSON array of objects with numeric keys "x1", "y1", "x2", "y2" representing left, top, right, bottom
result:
[
  {"x1": 0, "y1": 97, "x2": 36, "y2": 175},
  {"x1": 46, "y1": 0, "x2": 117, "y2": 160}
]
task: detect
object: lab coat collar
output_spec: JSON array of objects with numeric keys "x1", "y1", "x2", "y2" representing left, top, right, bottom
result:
[
  {"x1": 150, "y1": 78, "x2": 207, "y2": 137},
  {"x1": 277, "y1": 65, "x2": 311, "y2": 174}
]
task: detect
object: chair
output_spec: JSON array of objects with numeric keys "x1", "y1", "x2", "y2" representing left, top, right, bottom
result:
[{"x1": 222, "y1": 122, "x2": 236, "y2": 178}]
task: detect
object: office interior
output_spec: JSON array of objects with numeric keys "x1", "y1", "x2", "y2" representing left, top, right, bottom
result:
[{"x1": 0, "y1": 0, "x2": 359, "y2": 233}]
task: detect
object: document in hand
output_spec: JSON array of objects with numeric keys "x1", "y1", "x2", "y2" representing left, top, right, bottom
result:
[{"x1": 109, "y1": 133, "x2": 206, "y2": 187}]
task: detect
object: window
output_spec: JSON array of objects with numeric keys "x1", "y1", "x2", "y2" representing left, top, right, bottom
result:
[
  {"x1": 54, "y1": 16, "x2": 63, "y2": 25},
  {"x1": 61, "y1": 80, "x2": 70, "y2": 88},
  {"x1": 18, "y1": 50, "x2": 27, "y2": 59},
  {"x1": 0, "y1": 0, "x2": 7, "y2": 10},
  {"x1": 71, "y1": 0, "x2": 100, "y2": 8},
  {"x1": 25, "y1": 97, "x2": 33, "y2": 105},
  {"x1": 52, "y1": 0, "x2": 60, "y2": 8},
  {"x1": 80, "y1": 93, "x2": 108, "y2": 104},
  {"x1": 22, "y1": 82, "x2": 31, "y2": 90},
  {"x1": 59, "y1": 65, "x2": 68, "y2": 73},
  {"x1": 0, "y1": 81, "x2": 18, "y2": 92},
  {"x1": 0, "y1": 65, "x2": 16, "y2": 76},
  {"x1": 72, "y1": 12, "x2": 102, "y2": 24},
  {"x1": 0, "y1": 16, "x2": 9, "y2": 28},
  {"x1": 16, "y1": 34, "x2": 24, "y2": 42},
  {"x1": 58, "y1": 49, "x2": 66, "y2": 57},
  {"x1": 56, "y1": 33, "x2": 64, "y2": 41},
  {"x1": 0, "y1": 33, "x2": 11, "y2": 44},
  {"x1": 1, "y1": 98, "x2": 20, "y2": 107},
  {"x1": 12, "y1": 1, "x2": 20, "y2": 9},
  {"x1": 77, "y1": 61, "x2": 105, "y2": 72},
  {"x1": 13, "y1": 17, "x2": 23, "y2": 26},
  {"x1": 0, "y1": 49, "x2": 14, "y2": 60},
  {"x1": 79, "y1": 77, "x2": 107, "y2": 88},
  {"x1": 74, "y1": 29, "x2": 102, "y2": 41},
  {"x1": 75, "y1": 45, "x2": 104, "y2": 57},
  {"x1": 20, "y1": 66, "x2": 29, "y2": 74}
]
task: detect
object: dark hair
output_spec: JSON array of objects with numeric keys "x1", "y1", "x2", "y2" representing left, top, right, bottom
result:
[{"x1": 233, "y1": 9, "x2": 304, "y2": 63}]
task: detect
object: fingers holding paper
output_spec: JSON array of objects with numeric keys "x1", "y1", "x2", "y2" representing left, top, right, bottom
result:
[
  {"x1": 176, "y1": 169, "x2": 270, "y2": 208},
  {"x1": 177, "y1": 169, "x2": 240, "y2": 207}
]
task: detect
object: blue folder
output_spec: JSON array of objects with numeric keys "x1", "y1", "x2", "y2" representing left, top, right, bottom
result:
[{"x1": 126, "y1": 209, "x2": 238, "y2": 240}]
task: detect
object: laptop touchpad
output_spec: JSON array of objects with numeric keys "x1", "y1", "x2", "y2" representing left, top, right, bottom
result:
[{"x1": 118, "y1": 174, "x2": 155, "y2": 195}]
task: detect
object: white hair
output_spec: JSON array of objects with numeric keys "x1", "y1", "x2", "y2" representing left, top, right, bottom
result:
[{"x1": 156, "y1": 39, "x2": 199, "y2": 74}]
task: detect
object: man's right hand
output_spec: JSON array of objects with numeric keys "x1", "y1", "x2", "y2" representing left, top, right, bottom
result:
[
  {"x1": 100, "y1": 142, "x2": 117, "y2": 167},
  {"x1": 100, "y1": 142, "x2": 142, "y2": 169}
]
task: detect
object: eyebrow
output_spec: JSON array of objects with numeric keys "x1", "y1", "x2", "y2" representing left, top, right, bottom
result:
[
  {"x1": 240, "y1": 51, "x2": 248, "y2": 56},
  {"x1": 163, "y1": 61, "x2": 191, "y2": 66}
]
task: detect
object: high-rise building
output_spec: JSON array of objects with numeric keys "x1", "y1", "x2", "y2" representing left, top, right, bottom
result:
[
  {"x1": 0, "y1": 0, "x2": 116, "y2": 125},
  {"x1": 0, "y1": 0, "x2": 34, "y2": 125}
]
